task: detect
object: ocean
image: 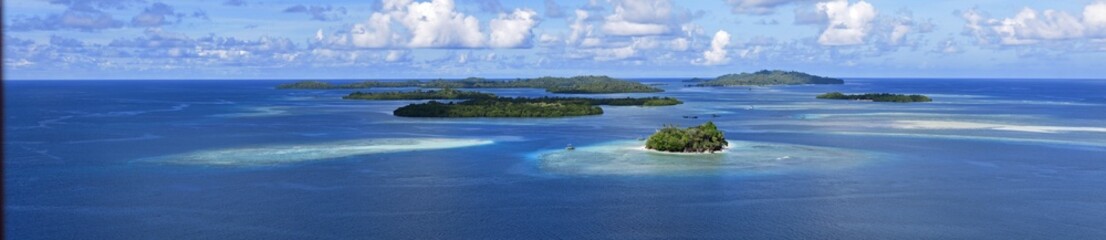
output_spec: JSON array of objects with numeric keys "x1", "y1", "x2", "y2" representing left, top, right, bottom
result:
[{"x1": 4, "y1": 78, "x2": 1106, "y2": 239}]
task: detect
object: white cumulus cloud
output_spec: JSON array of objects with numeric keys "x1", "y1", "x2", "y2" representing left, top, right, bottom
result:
[
  {"x1": 350, "y1": 14, "x2": 395, "y2": 48},
  {"x1": 601, "y1": 0, "x2": 683, "y2": 36},
  {"x1": 960, "y1": 1, "x2": 1106, "y2": 45},
  {"x1": 336, "y1": 0, "x2": 541, "y2": 49},
  {"x1": 816, "y1": 0, "x2": 877, "y2": 46},
  {"x1": 694, "y1": 30, "x2": 731, "y2": 65},
  {"x1": 489, "y1": 9, "x2": 539, "y2": 48},
  {"x1": 393, "y1": 0, "x2": 486, "y2": 48}
]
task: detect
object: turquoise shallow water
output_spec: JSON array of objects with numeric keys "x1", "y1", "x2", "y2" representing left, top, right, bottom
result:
[{"x1": 4, "y1": 78, "x2": 1106, "y2": 239}]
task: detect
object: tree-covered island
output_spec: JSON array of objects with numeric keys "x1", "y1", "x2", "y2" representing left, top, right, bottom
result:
[
  {"x1": 689, "y1": 70, "x2": 844, "y2": 86},
  {"x1": 645, "y1": 121, "x2": 728, "y2": 153},
  {"x1": 342, "y1": 88, "x2": 495, "y2": 100},
  {"x1": 276, "y1": 80, "x2": 422, "y2": 89},
  {"x1": 816, "y1": 92, "x2": 932, "y2": 102},
  {"x1": 277, "y1": 76, "x2": 662, "y2": 94},
  {"x1": 393, "y1": 96, "x2": 682, "y2": 117}
]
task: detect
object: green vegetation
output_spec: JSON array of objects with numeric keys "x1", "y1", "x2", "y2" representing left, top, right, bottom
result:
[
  {"x1": 394, "y1": 101, "x2": 604, "y2": 118},
  {"x1": 276, "y1": 80, "x2": 423, "y2": 89},
  {"x1": 277, "y1": 75, "x2": 662, "y2": 94},
  {"x1": 342, "y1": 88, "x2": 495, "y2": 100},
  {"x1": 645, "y1": 121, "x2": 728, "y2": 153},
  {"x1": 275, "y1": 81, "x2": 333, "y2": 89},
  {"x1": 466, "y1": 96, "x2": 682, "y2": 106},
  {"x1": 691, "y1": 70, "x2": 844, "y2": 86},
  {"x1": 417, "y1": 76, "x2": 664, "y2": 93},
  {"x1": 816, "y1": 92, "x2": 932, "y2": 102},
  {"x1": 393, "y1": 96, "x2": 682, "y2": 118}
]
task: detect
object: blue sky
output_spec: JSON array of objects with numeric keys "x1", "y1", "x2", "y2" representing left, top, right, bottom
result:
[{"x1": 3, "y1": 0, "x2": 1105, "y2": 80}]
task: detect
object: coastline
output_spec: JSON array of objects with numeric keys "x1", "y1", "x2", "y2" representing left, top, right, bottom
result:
[{"x1": 635, "y1": 141, "x2": 731, "y2": 155}]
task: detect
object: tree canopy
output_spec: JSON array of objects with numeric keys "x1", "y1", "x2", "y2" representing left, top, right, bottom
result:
[
  {"x1": 645, "y1": 121, "x2": 728, "y2": 153},
  {"x1": 392, "y1": 96, "x2": 681, "y2": 118},
  {"x1": 342, "y1": 88, "x2": 495, "y2": 100},
  {"x1": 816, "y1": 92, "x2": 932, "y2": 102},
  {"x1": 691, "y1": 70, "x2": 844, "y2": 86},
  {"x1": 277, "y1": 75, "x2": 662, "y2": 94}
]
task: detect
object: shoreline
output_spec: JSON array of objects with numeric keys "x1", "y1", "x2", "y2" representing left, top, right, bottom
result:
[{"x1": 633, "y1": 142, "x2": 731, "y2": 155}]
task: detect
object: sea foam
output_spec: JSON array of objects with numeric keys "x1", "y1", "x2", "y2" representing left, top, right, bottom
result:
[
  {"x1": 535, "y1": 140, "x2": 876, "y2": 175},
  {"x1": 144, "y1": 138, "x2": 494, "y2": 166}
]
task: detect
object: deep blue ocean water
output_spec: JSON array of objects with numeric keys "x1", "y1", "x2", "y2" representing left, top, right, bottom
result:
[{"x1": 4, "y1": 78, "x2": 1106, "y2": 239}]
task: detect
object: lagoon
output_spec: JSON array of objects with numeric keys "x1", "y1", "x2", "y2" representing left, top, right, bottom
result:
[{"x1": 5, "y1": 78, "x2": 1106, "y2": 239}]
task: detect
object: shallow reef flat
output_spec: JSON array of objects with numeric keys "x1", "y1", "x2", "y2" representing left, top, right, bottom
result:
[
  {"x1": 142, "y1": 138, "x2": 494, "y2": 166},
  {"x1": 535, "y1": 140, "x2": 878, "y2": 176},
  {"x1": 892, "y1": 120, "x2": 1106, "y2": 134}
]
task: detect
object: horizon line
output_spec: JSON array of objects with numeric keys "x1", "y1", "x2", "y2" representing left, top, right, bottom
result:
[{"x1": 4, "y1": 76, "x2": 1106, "y2": 81}]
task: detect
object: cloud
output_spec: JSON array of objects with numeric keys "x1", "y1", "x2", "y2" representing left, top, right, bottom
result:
[
  {"x1": 355, "y1": 0, "x2": 485, "y2": 48},
  {"x1": 726, "y1": 0, "x2": 804, "y2": 15},
  {"x1": 395, "y1": 0, "x2": 486, "y2": 48},
  {"x1": 566, "y1": 9, "x2": 597, "y2": 46},
  {"x1": 793, "y1": 3, "x2": 828, "y2": 24},
  {"x1": 283, "y1": 5, "x2": 347, "y2": 21},
  {"x1": 385, "y1": 50, "x2": 412, "y2": 62},
  {"x1": 5, "y1": 0, "x2": 146, "y2": 31},
  {"x1": 545, "y1": 0, "x2": 565, "y2": 18},
  {"x1": 131, "y1": 3, "x2": 181, "y2": 27},
  {"x1": 694, "y1": 30, "x2": 731, "y2": 65},
  {"x1": 601, "y1": 0, "x2": 695, "y2": 36},
  {"x1": 869, "y1": 10, "x2": 934, "y2": 51},
  {"x1": 8, "y1": 8, "x2": 124, "y2": 31},
  {"x1": 224, "y1": 0, "x2": 248, "y2": 6},
  {"x1": 999, "y1": 8, "x2": 1085, "y2": 44},
  {"x1": 320, "y1": 0, "x2": 541, "y2": 49},
  {"x1": 489, "y1": 9, "x2": 540, "y2": 48},
  {"x1": 960, "y1": 2, "x2": 1106, "y2": 46},
  {"x1": 815, "y1": 0, "x2": 877, "y2": 46},
  {"x1": 48, "y1": 0, "x2": 141, "y2": 10},
  {"x1": 669, "y1": 37, "x2": 689, "y2": 51},
  {"x1": 347, "y1": 13, "x2": 396, "y2": 48},
  {"x1": 602, "y1": 0, "x2": 671, "y2": 36},
  {"x1": 931, "y1": 37, "x2": 963, "y2": 55},
  {"x1": 1087, "y1": 2, "x2": 1106, "y2": 37}
]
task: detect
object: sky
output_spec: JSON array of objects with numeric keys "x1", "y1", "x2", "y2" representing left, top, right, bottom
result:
[{"x1": 3, "y1": 0, "x2": 1105, "y2": 80}]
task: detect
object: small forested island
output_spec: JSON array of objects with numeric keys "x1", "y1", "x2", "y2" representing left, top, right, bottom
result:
[
  {"x1": 689, "y1": 70, "x2": 844, "y2": 86},
  {"x1": 816, "y1": 92, "x2": 932, "y2": 102},
  {"x1": 342, "y1": 88, "x2": 495, "y2": 100},
  {"x1": 393, "y1": 96, "x2": 682, "y2": 117},
  {"x1": 277, "y1": 76, "x2": 662, "y2": 94},
  {"x1": 645, "y1": 121, "x2": 728, "y2": 153}
]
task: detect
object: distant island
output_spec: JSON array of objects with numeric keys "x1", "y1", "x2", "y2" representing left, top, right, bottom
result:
[
  {"x1": 645, "y1": 121, "x2": 727, "y2": 153},
  {"x1": 816, "y1": 92, "x2": 932, "y2": 102},
  {"x1": 277, "y1": 76, "x2": 662, "y2": 94},
  {"x1": 276, "y1": 80, "x2": 420, "y2": 89},
  {"x1": 342, "y1": 88, "x2": 495, "y2": 100},
  {"x1": 393, "y1": 96, "x2": 682, "y2": 117},
  {"x1": 688, "y1": 70, "x2": 844, "y2": 86}
]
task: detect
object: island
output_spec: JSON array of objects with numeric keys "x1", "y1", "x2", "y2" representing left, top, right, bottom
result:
[
  {"x1": 277, "y1": 76, "x2": 662, "y2": 94},
  {"x1": 393, "y1": 96, "x2": 682, "y2": 118},
  {"x1": 816, "y1": 92, "x2": 932, "y2": 102},
  {"x1": 688, "y1": 70, "x2": 844, "y2": 86},
  {"x1": 645, "y1": 121, "x2": 728, "y2": 153},
  {"x1": 342, "y1": 88, "x2": 495, "y2": 100},
  {"x1": 276, "y1": 80, "x2": 421, "y2": 89}
]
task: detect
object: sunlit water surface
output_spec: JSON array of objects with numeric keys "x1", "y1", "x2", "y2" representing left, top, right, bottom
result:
[{"x1": 5, "y1": 79, "x2": 1106, "y2": 239}]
